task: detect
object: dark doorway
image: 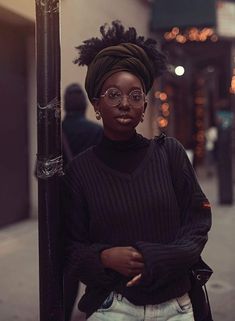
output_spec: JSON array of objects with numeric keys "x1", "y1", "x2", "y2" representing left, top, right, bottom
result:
[{"x1": 0, "y1": 20, "x2": 30, "y2": 227}]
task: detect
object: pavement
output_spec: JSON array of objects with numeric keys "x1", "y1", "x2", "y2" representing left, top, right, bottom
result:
[{"x1": 0, "y1": 173, "x2": 234, "y2": 321}]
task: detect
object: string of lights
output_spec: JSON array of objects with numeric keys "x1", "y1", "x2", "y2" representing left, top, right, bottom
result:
[
  {"x1": 154, "y1": 91, "x2": 170, "y2": 129},
  {"x1": 164, "y1": 26, "x2": 219, "y2": 43}
]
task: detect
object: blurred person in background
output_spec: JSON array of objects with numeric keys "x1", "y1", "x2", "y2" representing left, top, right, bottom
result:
[
  {"x1": 62, "y1": 83, "x2": 103, "y2": 321},
  {"x1": 62, "y1": 21, "x2": 212, "y2": 321},
  {"x1": 62, "y1": 83, "x2": 103, "y2": 166}
]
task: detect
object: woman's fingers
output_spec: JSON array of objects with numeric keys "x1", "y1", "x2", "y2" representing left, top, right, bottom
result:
[
  {"x1": 130, "y1": 260, "x2": 144, "y2": 268},
  {"x1": 126, "y1": 273, "x2": 142, "y2": 287},
  {"x1": 129, "y1": 261, "x2": 144, "y2": 274},
  {"x1": 100, "y1": 246, "x2": 144, "y2": 276},
  {"x1": 131, "y1": 250, "x2": 144, "y2": 262}
]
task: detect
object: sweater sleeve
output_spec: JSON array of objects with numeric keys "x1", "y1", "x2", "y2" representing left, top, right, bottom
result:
[
  {"x1": 62, "y1": 165, "x2": 120, "y2": 288},
  {"x1": 135, "y1": 137, "x2": 212, "y2": 289}
]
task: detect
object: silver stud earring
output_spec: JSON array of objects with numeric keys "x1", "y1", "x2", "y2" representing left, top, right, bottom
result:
[{"x1": 95, "y1": 110, "x2": 101, "y2": 120}]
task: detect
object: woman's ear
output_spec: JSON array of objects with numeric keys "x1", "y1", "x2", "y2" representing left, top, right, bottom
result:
[
  {"x1": 92, "y1": 99, "x2": 102, "y2": 120},
  {"x1": 92, "y1": 98, "x2": 99, "y2": 112}
]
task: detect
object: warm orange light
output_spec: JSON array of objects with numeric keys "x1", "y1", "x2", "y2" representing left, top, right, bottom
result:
[
  {"x1": 159, "y1": 92, "x2": 167, "y2": 101},
  {"x1": 164, "y1": 32, "x2": 175, "y2": 40},
  {"x1": 199, "y1": 34, "x2": 207, "y2": 42},
  {"x1": 176, "y1": 35, "x2": 186, "y2": 43},
  {"x1": 154, "y1": 91, "x2": 161, "y2": 98},
  {"x1": 230, "y1": 75, "x2": 235, "y2": 94},
  {"x1": 161, "y1": 103, "x2": 170, "y2": 112},
  {"x1": 206, "y1": 28, "x2": 214, "y2": 36},
  {"x1": 172, "y1": 27, "x2": 180, "y2": 35},
  {"x1": 162, "y1": 110, "x2": 170, "y2": 117},
  {"x1": 156, "y1": 116, "x2": 168, "y2": 128},
  {"x1": 164, "y1": 32, "x2": 171, "y2": 40}
]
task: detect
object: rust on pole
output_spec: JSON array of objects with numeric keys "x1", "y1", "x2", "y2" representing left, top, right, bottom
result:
[{"x1": 35, "y1": 0, "x2": 64, "y2": 320}]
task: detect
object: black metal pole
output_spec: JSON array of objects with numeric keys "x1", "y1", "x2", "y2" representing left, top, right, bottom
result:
[{"x1": 35, "y1": 1, "x2": 64, "y2": 320}]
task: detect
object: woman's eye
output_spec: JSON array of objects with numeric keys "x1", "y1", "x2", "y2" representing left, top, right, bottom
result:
[
  {"x1": 108, "y1": 91, "x2": 121, "y2": 99},
  {"x1": 131, "y1": 92, "x2": 142, "y2": 101}
]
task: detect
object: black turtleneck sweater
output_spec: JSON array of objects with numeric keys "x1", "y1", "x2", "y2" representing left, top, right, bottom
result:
[{"x1": 62, "y1": 133, "x2": 211, "y2": 318}]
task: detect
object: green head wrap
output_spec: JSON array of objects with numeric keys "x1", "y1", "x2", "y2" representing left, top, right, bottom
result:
[{"x1": 85, "y1": 43, "x2": 154, "y2": 102}]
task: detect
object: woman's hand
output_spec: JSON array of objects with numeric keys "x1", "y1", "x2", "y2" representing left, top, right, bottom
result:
[{"x1": 100, "y1": 246, "x2": 144, "y2": 277}]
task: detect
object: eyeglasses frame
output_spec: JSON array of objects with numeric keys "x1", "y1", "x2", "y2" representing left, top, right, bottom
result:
[{"x1": 93, "y1": 87, "x2": 147, "y2": 108}]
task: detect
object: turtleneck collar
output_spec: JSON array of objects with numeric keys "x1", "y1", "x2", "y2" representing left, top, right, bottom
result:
[
  {"x1": 99, "y1": 131, "x2": 149, "y2": 152},
  {"x1": 93, "y1": 131, "x2": 150, "y2": 173}
]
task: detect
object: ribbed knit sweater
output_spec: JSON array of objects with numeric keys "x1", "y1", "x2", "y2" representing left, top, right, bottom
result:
[{"x1": 62, "y1": 134, "x2": 212, "y2": 317}]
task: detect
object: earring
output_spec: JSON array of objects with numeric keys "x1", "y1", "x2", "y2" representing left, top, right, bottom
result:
[
  {"x1": 140, "y1": 113, "x2": 145, "y2": 122},
  {"x1": 95, "y1": 110, "x2": 101, "y2": 120}
]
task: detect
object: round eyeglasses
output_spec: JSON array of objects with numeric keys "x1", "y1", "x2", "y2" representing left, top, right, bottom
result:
[{"x1": 98, "y1": 87, "x2": 146, "y2": 108}]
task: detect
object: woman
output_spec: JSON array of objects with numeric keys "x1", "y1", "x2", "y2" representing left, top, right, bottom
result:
[{"x1": 62, "y1": 21, "x2": 212, "y2": 321}]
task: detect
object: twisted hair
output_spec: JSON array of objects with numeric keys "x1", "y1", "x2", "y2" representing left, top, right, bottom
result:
[{"x1": 74, "y1": 20, "x2": 167, "y2": 78}]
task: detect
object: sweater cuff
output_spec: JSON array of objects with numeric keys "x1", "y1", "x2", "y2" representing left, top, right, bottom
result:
[
  {"x1": 77, "y1": 243, "x2": 120, "y2": 287},
  {"x1": 134, "y1": 241, "x2": 156, "y2": 286}
]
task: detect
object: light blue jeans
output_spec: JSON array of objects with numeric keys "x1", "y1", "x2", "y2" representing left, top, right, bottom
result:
[{"x1": 87, "y1": 292, "x2": 195, "y2": 321}]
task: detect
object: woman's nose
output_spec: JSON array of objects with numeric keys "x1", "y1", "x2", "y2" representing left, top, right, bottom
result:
[{"x1": 119, "y1": 95, "x2": 130, "y2": 109}]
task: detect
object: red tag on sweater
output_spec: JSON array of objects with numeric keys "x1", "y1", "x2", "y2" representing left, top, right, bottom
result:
[{"x1": 202, "y1": 201, "x2": 211, "y2": 209}]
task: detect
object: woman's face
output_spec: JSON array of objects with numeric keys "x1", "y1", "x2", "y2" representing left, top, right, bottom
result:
[{"x1": 94, "y1": 71, "x2": 146, "y2": 140}]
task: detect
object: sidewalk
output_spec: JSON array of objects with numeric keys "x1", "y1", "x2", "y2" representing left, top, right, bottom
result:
[
  {"x1": 199, "y1": 175, "x2": 235, "y2": 321},
  {"x1": 0, "y1": 175, "x2": 234, "y2": 321},
  {"x1": 0, "y1": 218, "x2": 39, "y2": 321}
]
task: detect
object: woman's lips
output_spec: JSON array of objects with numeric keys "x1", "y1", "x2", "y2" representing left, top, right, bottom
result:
[{"x1": 116, "y1": 116, "x2": 132, "y2": 124}]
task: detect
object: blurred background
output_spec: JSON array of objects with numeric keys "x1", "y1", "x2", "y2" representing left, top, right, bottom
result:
[{"x1": 0, "y1": 0, "x2": 234, "y2": 320}]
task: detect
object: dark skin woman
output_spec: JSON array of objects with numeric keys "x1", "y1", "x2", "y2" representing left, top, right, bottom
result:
[{"x1": 62, "y1": 21, "x2": 212, "y2": 321}]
